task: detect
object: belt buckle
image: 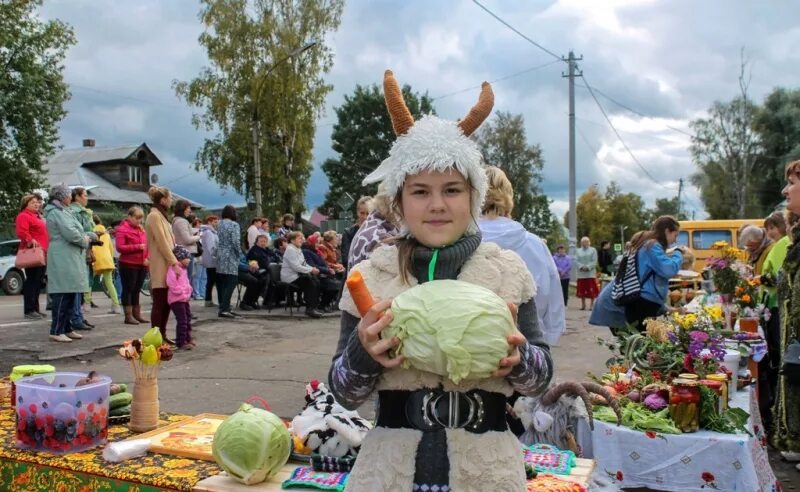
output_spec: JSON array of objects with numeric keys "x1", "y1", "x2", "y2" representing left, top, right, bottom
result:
[{"x1": 422, "y1": 390, "x2": 484, "y2": 429}]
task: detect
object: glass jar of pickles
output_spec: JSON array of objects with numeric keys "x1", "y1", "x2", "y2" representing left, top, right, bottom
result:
[{"x1": 669, "y1": 378, "x2": 700, "y2": 432}]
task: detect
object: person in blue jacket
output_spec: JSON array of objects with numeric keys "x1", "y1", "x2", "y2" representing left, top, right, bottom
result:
[{"x1": 625, "y1": 216, "x2": 686, "y2": 331}]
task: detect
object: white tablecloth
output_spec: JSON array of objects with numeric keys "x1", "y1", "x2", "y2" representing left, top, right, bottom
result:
[{"x1": 577, "y1": 387, "x2": 779, "y2": 491}]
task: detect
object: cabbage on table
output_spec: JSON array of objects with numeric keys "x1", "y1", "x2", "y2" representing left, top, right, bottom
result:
[
  {"x1": 212, "y1": 402, "x2": 291, "y2": 484},
  {"x1": 386, "y1": 280, "x2": 515, "y2": 383}
]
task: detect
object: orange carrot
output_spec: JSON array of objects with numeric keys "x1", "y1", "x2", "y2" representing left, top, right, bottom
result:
[{"x1": 346, "y1": 271, "x2": 375, "y2": 317}]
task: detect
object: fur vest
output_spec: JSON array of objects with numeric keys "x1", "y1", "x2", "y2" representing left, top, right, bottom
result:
[{"x1": 340, "y1": 242, "x2": 535, "y2": 491}]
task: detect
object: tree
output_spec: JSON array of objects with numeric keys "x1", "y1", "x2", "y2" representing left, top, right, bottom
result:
[
  {"x1": 321, "y1": 84, "x2": 434, "y2": 218},
  {"x1": 569, "y1": 184, "x2": 611, "y2": 246},
  {"x1": 0, "y1": 0, "x2": 74, "y2": 225},
  {"x1": 752, "y1": 87, "x2": 800, "y2": 213},
  {"x1": 690, "y1": 54, "x2": 763, "y2": 219},
  {"x1": 174, "y1": 0, "x2": 343, "y2": 217},
  {"x1": 478, "y1": 112, "x2": 547, "y2": 231},
  {"x1": 568, "y1": 182, "x2": 650, "y2": 247},
  {"x1": 648, "y1": 196, "x2": 688, "y2": 221}
]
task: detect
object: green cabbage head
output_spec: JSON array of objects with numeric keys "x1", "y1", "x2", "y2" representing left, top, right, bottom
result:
[
  {"x1": 386, "y1": 280, "x2": 514, "y2": 383},
  {"x1": 212, "y1": 402, "x2": 291, "y2": 484}
]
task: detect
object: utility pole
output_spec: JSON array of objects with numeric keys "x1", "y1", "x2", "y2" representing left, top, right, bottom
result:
[
  {"x1": 252, "y1": 117, "x2": 262, "y2": 217},
  {"x1": 562, "y1": 51, "x2": 583, "y2": 274},
  {"x1": 677, "y1": 177, "x2": 684, "y2": 218}
]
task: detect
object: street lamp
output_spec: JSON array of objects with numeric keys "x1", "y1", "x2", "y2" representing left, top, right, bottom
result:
[
  {"x1": 619, "y1": 225, "x2": 628, "y2": 251},
  {"x1": 251, "y1": 40, "x2": 319, "y2": 217}
]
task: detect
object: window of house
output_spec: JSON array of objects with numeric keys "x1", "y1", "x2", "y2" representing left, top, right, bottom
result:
[
  {"x1": 128, "y1": 166, "x2": 142, "y2": 183},
  {"x1": 692, "y1": 230, "x2": 732, "y2": 250}
]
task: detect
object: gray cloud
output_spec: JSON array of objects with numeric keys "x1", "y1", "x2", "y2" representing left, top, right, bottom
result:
[{"x1": 40, "y1": 0, "x2": 800, "y2": 218}]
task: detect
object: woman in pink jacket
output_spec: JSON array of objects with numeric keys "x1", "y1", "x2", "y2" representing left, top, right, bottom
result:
[{"x1": 115, "y1": 206, "x2": 149, "y2": 325}]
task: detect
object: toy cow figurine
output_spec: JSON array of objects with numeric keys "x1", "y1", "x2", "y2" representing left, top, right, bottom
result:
[{"x1": 291, "y1": 380, "x2": 372, "y2": 458}]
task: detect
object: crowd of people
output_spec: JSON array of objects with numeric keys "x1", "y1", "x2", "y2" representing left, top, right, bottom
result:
[{"x1": 13, "y1": 184, "x2": 355, "y2": 348}]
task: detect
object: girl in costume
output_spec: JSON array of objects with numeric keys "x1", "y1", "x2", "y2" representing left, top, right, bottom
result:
[{"x1": 328, "y1": 70, "x2": 553, "y2": 491}]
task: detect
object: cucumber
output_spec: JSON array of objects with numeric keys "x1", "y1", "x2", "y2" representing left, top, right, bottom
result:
[
  {"x1": 110, "y1": 383, "x2": 128, "y2": 395},
  {"x1": 109, "y1": 392, "x2": 133, "y2": 410},
  {"x1": 109, "y1": 404, "x2": 131, "y2": 417}
]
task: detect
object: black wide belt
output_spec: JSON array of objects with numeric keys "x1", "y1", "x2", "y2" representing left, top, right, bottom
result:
[{"x1": 377, "y1": 389, "x2": 507, "y2": 434}]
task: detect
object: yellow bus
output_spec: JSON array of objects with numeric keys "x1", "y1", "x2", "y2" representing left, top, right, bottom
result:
[{"x1": 677, "y1": 219, "x2": 763, "y2": 271}]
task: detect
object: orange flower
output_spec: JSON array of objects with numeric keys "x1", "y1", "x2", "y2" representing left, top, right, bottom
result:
[
  {"x1": 742, "y1": 294, "x2": 751, "y2": 303},
  {"x1": 735, "y1": 286, "x2": 744, "y2": 295}
]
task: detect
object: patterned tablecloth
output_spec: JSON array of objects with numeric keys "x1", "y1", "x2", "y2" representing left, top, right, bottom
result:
[
  {"x1": 0, "y1": 395, "x2": 221, "y2": 492},
  {"x1": 577, "y1": 387, "x2": 780, "y2": 491}
]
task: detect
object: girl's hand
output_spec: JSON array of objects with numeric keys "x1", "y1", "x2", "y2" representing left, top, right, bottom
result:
[
  {"x1": 357, "y1": 298, "x2": 404, "y2": 368},
  {"x1": 172, "y1": 263, "x2": 182, "y2": 274},
  {"x1": 494, "y1": 303, "x2": 525, "y2": 378}
]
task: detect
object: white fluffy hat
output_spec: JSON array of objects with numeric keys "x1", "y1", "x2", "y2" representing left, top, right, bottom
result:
[{"x1": 362, "y1": 70, "x2": 494, "y2": 232}]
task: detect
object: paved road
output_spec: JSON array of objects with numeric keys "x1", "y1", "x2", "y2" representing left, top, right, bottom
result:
[{"x1": 1, "y1": 292, "x2": 797, "y2": 486}]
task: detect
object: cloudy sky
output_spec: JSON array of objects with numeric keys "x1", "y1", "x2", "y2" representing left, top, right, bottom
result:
[{"x1": 40, "y1": 0, "x2": 800, "y2": 220}]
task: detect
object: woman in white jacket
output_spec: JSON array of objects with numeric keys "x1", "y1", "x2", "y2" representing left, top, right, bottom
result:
[
  {"x1": 280, "y1": 231, "x2": 323, "y2": 318},
  {"x1": 478, "y1": 166, "x2": 566, "y2": 346},
  {"x1": 172, "y1": 200, "x2": 201, "y2": 298}
]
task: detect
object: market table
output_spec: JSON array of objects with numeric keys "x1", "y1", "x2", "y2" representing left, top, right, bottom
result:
[
  {"x1": 577, "y1": 387, "x2": 779, "y2": 491},
  {"x1": 0, "y1": 394, "x2": 221, "y2": 492}
]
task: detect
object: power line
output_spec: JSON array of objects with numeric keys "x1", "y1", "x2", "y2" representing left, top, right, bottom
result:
[
  {"x1": 432, "y1": 59, "x2": 561, "y2": 101},
  {"x1": 471, "y1": 0, "x2": 563, "y2": 62},
  {"x1": 69, "y1": 83, "x2": 185, "y2": 110},
  {"x1": 580, "y1": 73, "x2": 674, "y2": 191},
  {"x1": 574, "y1": 83, "x2": 694, "y2": 138}
]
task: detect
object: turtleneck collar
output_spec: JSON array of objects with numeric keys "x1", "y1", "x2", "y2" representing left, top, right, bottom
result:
[{"x1": 411, "y1": 233, "x2": 482, "y2": 284}]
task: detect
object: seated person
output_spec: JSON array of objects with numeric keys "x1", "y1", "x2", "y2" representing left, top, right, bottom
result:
[
  {"x1": 247, "y1": 234, "x2": 281, "y2": 268},
  {"x1": 301, "y1": 237, "x2": 342, "y2": 312},
  {"x1": 272, "y1": 237, "x2": 287, "y2": 261},
  {"x1": 280, "y1": 231, "x2": 323, "y2": 319},
  {"x1": 237, "y1": 252, "x2": 267, "y2": 311},
  {"x1": 315, "y1": 231, "x2": 345, "y2": 278}
]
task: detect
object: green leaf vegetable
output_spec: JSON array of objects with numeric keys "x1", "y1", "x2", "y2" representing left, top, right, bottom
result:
[
  {"x1": 594, "y1": 402, "x2": 681, "y2": 434},
  {"x1": 212, "y1": 403, "x2": 291, "y2": 485},
  {"x1": 386, "y1": 280, "x2": 515, "y2": 383},
  {"x1": 698, "y1": 385, "x2": 752, "y2": 435}
]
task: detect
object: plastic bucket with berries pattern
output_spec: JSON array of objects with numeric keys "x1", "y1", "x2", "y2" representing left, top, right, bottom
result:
[{"x1": 14, "y1": 372, "x2": 111, "y2": 454}]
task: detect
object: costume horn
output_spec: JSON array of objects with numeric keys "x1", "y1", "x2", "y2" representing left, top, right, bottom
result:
[
  {"x1": 457, "y1": 82, "x2": 494, "y2": 136},
  {"x1": 384, "y1": 70, "x2": 414, "y2": 135}
]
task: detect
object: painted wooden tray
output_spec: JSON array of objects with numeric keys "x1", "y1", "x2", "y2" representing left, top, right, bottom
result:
[{"x1": 128, "y1": 413, "x2": 227, "y2": 461}]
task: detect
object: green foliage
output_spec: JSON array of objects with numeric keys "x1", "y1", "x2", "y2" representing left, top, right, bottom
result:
[
  {"x1": 478, "y1": 112, "x2": 548, "y2": 230},
  {"x1": 649, "y1": 196, "x2": 688, "y2": 222},
  {"x1": 568, "y1": 182, "x2": 650, "y2": 246},
  {"x1": 0, "y1": 0, "x2": 75, "y2": 224},
  {"x1": 752, "y1": 87, "x2": 800, "y2": 213},
  {"x1": 689, "y1": 96, "x2": 762, "y2": 219},
  {"x1": 174, "y1": 0, "x2": 343, "y2": 217},
  {"x1": 320, "y1": 84, "x2": 434, "y2": 218}
]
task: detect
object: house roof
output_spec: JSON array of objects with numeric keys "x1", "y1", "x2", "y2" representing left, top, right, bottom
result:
[{"x1": 45, "y1": 143, "x2": 202, "y2": 208}]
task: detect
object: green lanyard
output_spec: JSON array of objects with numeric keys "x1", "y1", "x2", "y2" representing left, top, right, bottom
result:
[{"x1": 428, "y1": 249, "x2": 439, "y2": 282}]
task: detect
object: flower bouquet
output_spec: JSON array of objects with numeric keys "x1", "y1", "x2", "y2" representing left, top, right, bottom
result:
[
  {"x1": 706, "y1": 242, "x2": 748, "y2": 296},
  {"x1": 118, "y1": 327, "x2": 173, "y2": 432},
  {"x1": 735, "y1": 277, "x2": 770, "y2": 330}
]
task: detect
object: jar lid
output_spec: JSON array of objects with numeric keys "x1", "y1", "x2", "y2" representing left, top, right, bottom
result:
[
  {"x1": 707, "y1": 374, "x2": 727, "y2": 382},
  {"x1": 699, "y1": 379, "x2": 723, "y2": 389},
  {"x1": 672, "y1": 378, "x2": 699, "y2": 386},
  {"x1": 679, "y1": 373, "x2": 700, "y2": 380}
]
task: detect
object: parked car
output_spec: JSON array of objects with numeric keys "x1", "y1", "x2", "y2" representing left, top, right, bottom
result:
[{"x1": 0, "y1": 239, "x2": 24, "y2": 295}]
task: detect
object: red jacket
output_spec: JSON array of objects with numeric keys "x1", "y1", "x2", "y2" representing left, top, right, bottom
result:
[
  {"x1": 115, "y1": 218, "x2": 149, "y2": 266},
  {"x1": 15, "y1": 209, "x2": 49, "y2": 253}
]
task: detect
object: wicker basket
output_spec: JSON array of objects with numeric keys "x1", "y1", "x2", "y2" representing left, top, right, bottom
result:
[
  {"x1": 0, "y1": 377, "x2": 10, "y2": 401},
  {"x1": 129, "y1": 378, "x2": 159, "y2": 432}
]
